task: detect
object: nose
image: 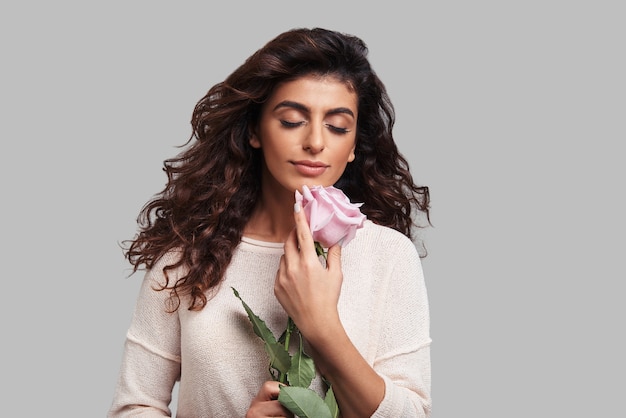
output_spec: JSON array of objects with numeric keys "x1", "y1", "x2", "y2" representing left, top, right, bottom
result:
[{"x1": 303, "y1": 123, "x2": 325, "y2": 153}]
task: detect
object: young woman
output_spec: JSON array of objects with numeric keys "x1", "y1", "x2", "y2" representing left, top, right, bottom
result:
[{"x1": 108, "y1": 27, "x2": 432, "y2": 418}]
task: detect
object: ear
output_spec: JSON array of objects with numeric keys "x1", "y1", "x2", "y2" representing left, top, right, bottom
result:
[
  {"x1": 347, "y1": 144, "x2": 356, "y2": 163},
  {"x1": 249, "y1": 127, "x2": 261, "y2": 149}
]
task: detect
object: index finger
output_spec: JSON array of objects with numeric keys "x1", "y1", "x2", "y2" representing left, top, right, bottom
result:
[{"x1": 293, "y1": 201, "x2": 315, "y2": 254}]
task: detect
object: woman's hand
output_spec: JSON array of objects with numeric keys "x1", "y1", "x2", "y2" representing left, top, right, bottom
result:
[
  {"x1": 246, "y1": 381, "x2": 294, "y2": 418},
  {"x1": 274, "y1": 202, "x2": 344, "y2": 344},
  {"x1": 274, "y1": 202, "x2": 387, "y2": 418}
]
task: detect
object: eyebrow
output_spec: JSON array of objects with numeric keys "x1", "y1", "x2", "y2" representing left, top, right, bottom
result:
[{"x1": 273, "y1": 100, "x2": 355, "y2": 118}]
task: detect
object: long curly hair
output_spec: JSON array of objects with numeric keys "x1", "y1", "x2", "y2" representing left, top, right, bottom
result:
[{"x1": 123, "y1": 27, "x2": 430, "y2": 311}]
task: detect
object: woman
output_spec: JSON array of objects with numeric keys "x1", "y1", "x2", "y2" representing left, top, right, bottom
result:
[{"x1": 108, "y1": 27, "x2": 432, "y2": 418}]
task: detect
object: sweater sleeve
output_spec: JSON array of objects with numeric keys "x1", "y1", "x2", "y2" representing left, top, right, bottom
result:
[
  {"x1": 108, "y1": 252, "x2": 183, "y2": 417},
  {"x1": 370, "y1": 237, "x2": 432, "y2": 418}
]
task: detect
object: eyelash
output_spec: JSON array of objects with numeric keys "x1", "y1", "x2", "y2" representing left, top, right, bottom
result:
[
  {"x1": 325, "y1": 123, "x2": 350, "y2": 134},
  {"x1": 280, "y1": 120, "x2": 304, "y2": 128},
  {"x1": 280, "y1": 120, "x2": 351, "y2": 134}
]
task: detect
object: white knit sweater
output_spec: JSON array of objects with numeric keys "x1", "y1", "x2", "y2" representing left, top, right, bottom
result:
[{"x1": 108, "y1": 220, "x2": 431, "y2": 417}]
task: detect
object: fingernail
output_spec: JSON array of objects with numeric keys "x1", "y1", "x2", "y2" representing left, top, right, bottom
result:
[{"x1": 294, "y1": 202, "x2": 301, "y2": 213}]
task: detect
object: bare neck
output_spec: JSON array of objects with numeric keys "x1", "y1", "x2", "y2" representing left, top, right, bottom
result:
[{"x1": 243, "y1": 190, "x2": 295, "y2": 243}]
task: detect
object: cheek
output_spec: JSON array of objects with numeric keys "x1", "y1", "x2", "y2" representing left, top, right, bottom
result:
[{"x1": 256, "y1": 125, "x2": 290, "y2": 149}]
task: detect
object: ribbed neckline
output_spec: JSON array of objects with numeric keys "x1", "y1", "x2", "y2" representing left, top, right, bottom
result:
[{"x1": 240, "y1": 236, "x2": 285, "y2": 251}]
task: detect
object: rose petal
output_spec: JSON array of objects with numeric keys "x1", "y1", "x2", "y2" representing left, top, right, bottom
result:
[{"x1": 296, "y1": 185, "x2": 366, "y2": 248}]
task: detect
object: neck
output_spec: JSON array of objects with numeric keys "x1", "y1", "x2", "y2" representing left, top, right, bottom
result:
[{"x1": 244, "y1": 189, "x2": 295, "y2": 243}]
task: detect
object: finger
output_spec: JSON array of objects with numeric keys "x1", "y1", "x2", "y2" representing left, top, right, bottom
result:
[
  {"x1": 282, "y1": 225, "x2": 299, "y2": 259},
  {"x1": 249, "y1": 400, "x2": 292, "y2": 418},
  {"x1": 293, "y1": 201, "x2": 314, "y2": 254},
  {"x1": 326, "y1": 243, "x2": 342, "y2": 273},
  {"x1": 262, "y1": 383, "x2": 293, "y2": 416},
  {"x1": 260, "y1": 381, "x2": 282, "y2": 400}
]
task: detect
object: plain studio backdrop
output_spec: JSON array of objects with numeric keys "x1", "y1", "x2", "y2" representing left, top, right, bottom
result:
[{"x1": 1, "y1": 1, "x2": 623, "y2": 416}]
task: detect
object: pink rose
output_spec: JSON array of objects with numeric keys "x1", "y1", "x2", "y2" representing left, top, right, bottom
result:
[{"x1": 295, "y1": 185, "x2": 367, "y2": 248}]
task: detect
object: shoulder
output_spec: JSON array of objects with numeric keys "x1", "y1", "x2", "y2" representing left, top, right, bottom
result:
[
  {"x1": 144, "y1": 248, "x2": 187, "y2": 287},
  {"x1": 348, "y1": 220, "x2": 420, "y2": 260},
  {"x1": 356, "y1": 220, "x2": 416, "y2": 248},
  {"x1": 341, "y1": 221, "x2": 427, "y2": 301}
]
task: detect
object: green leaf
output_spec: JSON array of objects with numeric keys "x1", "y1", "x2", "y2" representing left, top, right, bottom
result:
[
  {"x1": 287, "y1": 333, "x2": 316, "y2": 388},
  {"x1": 324, "y1": 386, "x2": 339, "y2": 418},
  {"x1": 231, "y1": 287, "x2": 278, "y2": 344},
  {"x1": 278, "y1": 386, "x2": 332, "y2": 418},
  {"x1": 264, "y1": 340, "x2": 291, "y2": 376},
  {"x1": 232, "y1": 287, "x2": 291, "y2": 375}
]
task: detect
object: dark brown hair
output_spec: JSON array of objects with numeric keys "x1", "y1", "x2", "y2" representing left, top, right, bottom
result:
[{"x1": 123, "y1": 27, "x2": 430, "y2": 311}]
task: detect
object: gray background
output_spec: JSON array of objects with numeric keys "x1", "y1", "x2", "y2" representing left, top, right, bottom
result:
[{"x1": 2, "y1": 1, "x2": 623, "y2": 416}]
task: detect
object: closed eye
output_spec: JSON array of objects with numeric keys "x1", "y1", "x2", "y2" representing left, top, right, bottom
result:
[
  {"x1": 324, "y1": 123, "x2": 351, "y2": 134},
  {"x1": 280, "y1": 120, "x2": 305, "y2": 128}
]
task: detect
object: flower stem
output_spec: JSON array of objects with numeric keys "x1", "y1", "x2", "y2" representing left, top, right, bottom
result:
[
  {"x1": 279, "y1": 316, "x2": 296, "y2": 384},
  {"x1": 314, "y1": 241, "x2": 327, "y2": 260},
  {"x1": 284, "y1": 317, "x2": 295, "y2": 349}
]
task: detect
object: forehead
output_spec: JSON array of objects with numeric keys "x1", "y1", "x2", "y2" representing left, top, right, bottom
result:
[{"x1": 266, "y1": 75, "x2": 358, "y2": 111}]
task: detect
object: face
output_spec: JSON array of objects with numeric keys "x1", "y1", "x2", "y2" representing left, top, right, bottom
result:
[{"x1": 250, "y1": 75, "x2": 358, "y2": 198}]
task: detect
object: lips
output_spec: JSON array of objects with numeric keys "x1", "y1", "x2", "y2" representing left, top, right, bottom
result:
[{"x1": 291, "y1": 160, "x2": 329, "y2": 177}]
